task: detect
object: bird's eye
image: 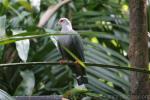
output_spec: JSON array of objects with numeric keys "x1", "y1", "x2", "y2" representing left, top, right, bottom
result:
[{"x1": 60, "y1": 19, "x2": 64, "y2": 23}]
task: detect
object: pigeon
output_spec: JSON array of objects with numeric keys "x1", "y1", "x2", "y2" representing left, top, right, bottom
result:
[{"x1": 55, "y1": 18, "x2": 88, "y2": 88}]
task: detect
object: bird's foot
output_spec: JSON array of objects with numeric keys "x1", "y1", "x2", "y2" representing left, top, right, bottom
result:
[
  {"x1": 74, "y1": 60, "x2": 80, "y2": 65},
  {"x1": 59, "y1": 59, "x2": 68, "y2": 64}
]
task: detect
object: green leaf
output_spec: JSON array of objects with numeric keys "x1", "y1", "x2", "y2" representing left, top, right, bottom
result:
[
  {"x1": 14, "y1": 70, "x2": 35, "y2": 96},
  {"x1": 18, "y1": 0, "x2": 32, "y2": 11},
  {"x1": 0, "y1": 31, "x2": 77, "y2": 45},
  {"x1": 2, "y1": 0, "x2": 9, "y2": 8},
  {"x1": 0, "y1": 15, "x2": 6, "y2": 38},
  {"x1": 0, "y1": 89, "x2": 15, "y2": 100}
]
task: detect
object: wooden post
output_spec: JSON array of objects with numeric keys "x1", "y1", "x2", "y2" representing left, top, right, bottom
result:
[{"x1": 128, "y1": 0, "x2": 150, "y2": 100}]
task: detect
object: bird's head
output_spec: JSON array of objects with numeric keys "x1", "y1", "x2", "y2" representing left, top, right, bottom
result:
[
  {"x1": 58, "y1": 18, "x2": 72, "y2": 31},
  {"x1": 58, "y1": 18, "x2": 71, "y2": 26}
]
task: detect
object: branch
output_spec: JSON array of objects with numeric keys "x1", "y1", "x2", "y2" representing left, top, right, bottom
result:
[
  {"x1": 1, "y1": 62, "x2": 150, "y2": 74},
  {"x1": 37, "y1": 0, "x2": 71, "y2": 27}
]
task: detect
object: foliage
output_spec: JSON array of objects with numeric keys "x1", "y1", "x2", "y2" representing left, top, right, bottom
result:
[
  {"x1": 0, "y1": 0, "x2": 132, "y2": 100},
  {"x1": 0, "y1": 89, "x2": 15, "y2": 100}
]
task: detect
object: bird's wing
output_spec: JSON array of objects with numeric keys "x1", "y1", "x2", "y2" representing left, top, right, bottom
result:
[
  {"x1": 71, "y1": 32, "x2": 85, "y2": 61},
  {"x1": 57, "y1": 40, "x2": 65, "y2": 58},
  {"x1": 70, "y1": 32, "x2": 88, "y2": 86}
]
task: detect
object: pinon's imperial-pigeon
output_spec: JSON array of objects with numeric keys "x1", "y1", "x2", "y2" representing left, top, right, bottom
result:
[{"x1": 55, "y1": 18, "x2": 88, "y2": 87}]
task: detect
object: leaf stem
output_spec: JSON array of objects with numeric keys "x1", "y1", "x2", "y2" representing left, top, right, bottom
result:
[{"x1": 0, "y1": 62, "x2": 150, "y2": 74}]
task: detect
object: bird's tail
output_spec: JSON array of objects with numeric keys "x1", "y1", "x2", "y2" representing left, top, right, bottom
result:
[
  {"x1": 76, "y1": 75, "x2": 88, "y2": 85},
  {"x1": 68, "y1": 63, "x2": 88, "y2": 87}
]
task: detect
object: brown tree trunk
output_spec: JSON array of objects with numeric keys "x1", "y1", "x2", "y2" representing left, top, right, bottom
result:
[
  {"x1": 128, "y1": 0, "x2": 150, "y2": 100},
  {"x1": 1, "y1": 44, "x2": 19, "y2": 94}
]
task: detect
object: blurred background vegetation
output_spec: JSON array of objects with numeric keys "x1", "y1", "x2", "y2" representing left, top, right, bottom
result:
[{"x1": 0, "y1": 0, "x2": 134, "y2": 100}]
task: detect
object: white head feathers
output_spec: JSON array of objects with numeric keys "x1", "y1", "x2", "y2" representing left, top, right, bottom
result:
[{"x1": 58, "y1": 18, "x2": 73, "y2": 32}]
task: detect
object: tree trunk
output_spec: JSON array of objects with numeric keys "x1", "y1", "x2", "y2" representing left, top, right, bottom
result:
[
  {"x1": 1, "y1": 44, "x2": 20, "y2": 94},
  {"x1": 128, "y1": 0, "x2": 150, "y2": 100}
]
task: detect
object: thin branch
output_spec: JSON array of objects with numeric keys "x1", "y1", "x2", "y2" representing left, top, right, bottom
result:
[
  {"x1": 0, "y1": 62, "x2": 150, "y2": 74},
  {"x1": 37, "y1": 0, "x2": 71, "y2": 27}
]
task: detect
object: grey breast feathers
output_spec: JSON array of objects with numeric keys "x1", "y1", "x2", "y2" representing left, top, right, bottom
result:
[{"x1": 57, "y1": 33, "x2": 84, "y2": 61}]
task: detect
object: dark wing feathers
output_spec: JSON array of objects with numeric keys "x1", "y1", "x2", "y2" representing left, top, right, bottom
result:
[
  {"x1": 57, "y1": 33, "x2": 88, "y2": 85},
  {"x1": 71, "y1": 34, "x2": 85, "y2": 61}
]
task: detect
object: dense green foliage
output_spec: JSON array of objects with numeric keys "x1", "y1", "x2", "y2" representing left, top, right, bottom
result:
[{"x1": 0, "y1": 0, "x2": 132, "y2": 100}]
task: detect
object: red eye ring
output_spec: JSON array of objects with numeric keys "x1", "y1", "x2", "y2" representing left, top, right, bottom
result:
[{"x1": 60, "y1": 19, "x2": 64, "y2": 23}]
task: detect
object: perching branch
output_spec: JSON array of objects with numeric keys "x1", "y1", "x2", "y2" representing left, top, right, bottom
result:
[
  {"x1": 1, "y1": 62, "x2": 150, "y2": 74},
  {"x1": 37, "y1": 0, "x2": 71, "y2": 27}
]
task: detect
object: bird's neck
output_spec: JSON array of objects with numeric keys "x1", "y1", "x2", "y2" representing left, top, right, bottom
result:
[{"x1": 61, "y1": 25, "x2": 73, "y2": 32}]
